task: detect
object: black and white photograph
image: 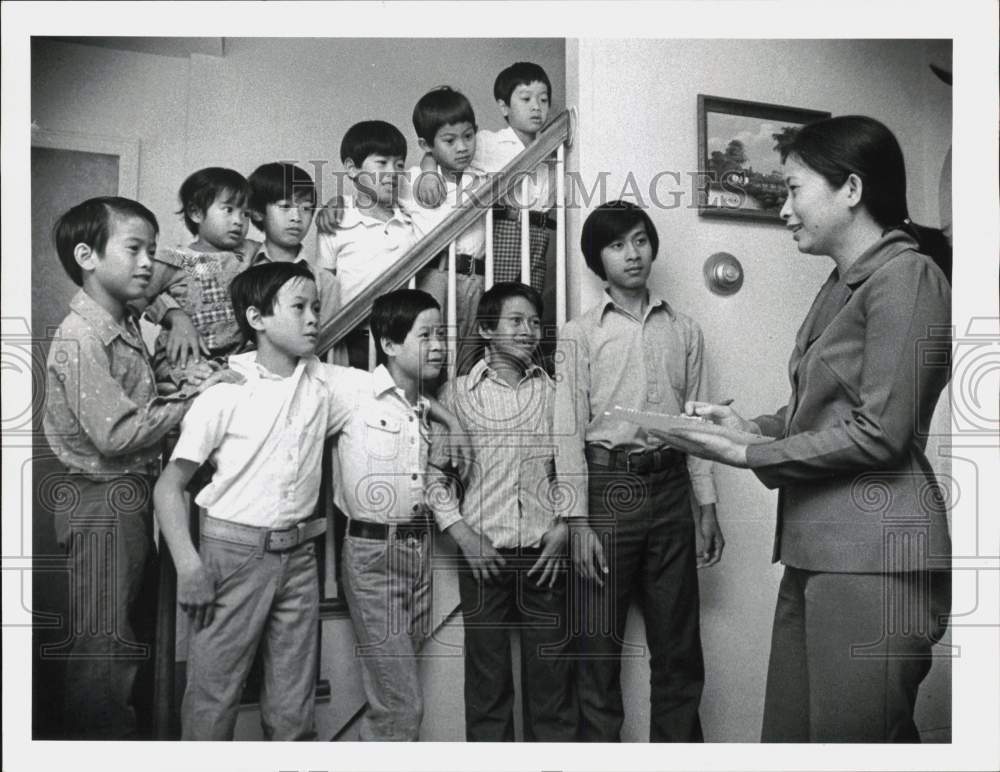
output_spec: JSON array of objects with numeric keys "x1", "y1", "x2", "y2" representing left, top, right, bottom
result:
[{"x1": 2, "y1": 2, "x2": 998, "y2": 772}]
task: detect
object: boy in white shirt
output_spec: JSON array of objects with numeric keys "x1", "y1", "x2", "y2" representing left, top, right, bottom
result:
[
  {"x1": 154, "y1": 261, "x2": 353, "y2": 740},
  {"x1": 405, "y1": 86, "x2": 487, "y2": 373},
  {"x1": 316, "y1": 120, "x2": 418, "y2": 367},
  {"x1": 420, "y1": 63, "x2": 556, "y2": 293}
]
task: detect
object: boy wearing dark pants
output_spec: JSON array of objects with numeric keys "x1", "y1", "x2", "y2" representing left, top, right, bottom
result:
[
  {"x1": 439, "y1": 282, "x2": 575, "y2": 741},
  {"x1": 554, "y1": 201, "x2": 725, "y2": 742},
  {"x1": 154, "y1": 261, "x2": 354, "y2": 740},
  {"x1": 43, "y1": 197, "x2": 230, "y2": 739}
]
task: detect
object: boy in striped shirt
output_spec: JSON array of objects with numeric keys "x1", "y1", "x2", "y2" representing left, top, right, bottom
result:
[{"x1": 438, "y1": 282, "x2": 575, "y2": 741}]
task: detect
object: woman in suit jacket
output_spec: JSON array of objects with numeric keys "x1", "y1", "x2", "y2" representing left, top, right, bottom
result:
[{"x1": 662, "y1": 115, "x2": 952, "y2": 742}]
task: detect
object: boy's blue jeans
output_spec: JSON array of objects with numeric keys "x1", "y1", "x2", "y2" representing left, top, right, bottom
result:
[
  {"x1": 181, "y1": 535, "x2": 319, "y2": 741},
  {"x1": 573, "y1": 462, "x2": 705, "y2": 742},
  {"x1": 51, "y1": 473, "x2": 157, "y2": 740},
  {"x1": 341, "y1": 529, "x2": 432, "y2": 741}
]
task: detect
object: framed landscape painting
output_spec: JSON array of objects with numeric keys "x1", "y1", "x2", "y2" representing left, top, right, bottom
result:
[{"x1": 697, "y1": 94, "x2": 831, "y2": 222}]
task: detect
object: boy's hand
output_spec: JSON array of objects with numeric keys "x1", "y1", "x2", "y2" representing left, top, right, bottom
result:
[
  {"x1": 569, "y1": 521, "x2": 608, "y2": 587},
  {"x1": 448, "y1": 521, "x2": 506, "y2": 583},
  {"x1": 414, "y1": 170, "x2": 447, "y2": 209},
  {"x1": 441, "y1": 424, "x2": 473, "y2": 479},
  {"x1": 526, "y1": 520, "x2": 568, "y2": 588},
  {"x1": 196, "y1": 366, "x2": 246, "y2": 393},
  {"x1": 163, "y1": 309, "x2": 209, "y2": 368},
  {"x1": 695, "y1": 505, "x2": 725, "y2": 568},
  {"x1": 315, "y1": 195, "x2": 346, "y2": 234},
  {"x1": 180, "y1": 359, "x2": 219, "y2": 388},
  {"x1": 177, "y1": 559, "x2": 219, "y2": 631}
]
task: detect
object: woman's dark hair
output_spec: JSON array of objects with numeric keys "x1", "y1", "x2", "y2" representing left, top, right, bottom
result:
[
  {"x1": 777, "y1": 115, "x2": 909, "y2": 230},
  {"x1": 579, "y1": 200, "x2": 659, "y2": 281},
  {"x1": 230, "y1": 260, "x2": 315, "y2": 345}
]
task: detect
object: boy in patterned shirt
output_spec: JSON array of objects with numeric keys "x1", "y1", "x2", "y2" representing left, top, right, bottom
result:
[
  {"x1": 141, "y1": 167, "x2": 255, "y2": 387},
  {"x1": 43, "y1": 196, "x2": 235, "y2": 739},
  {"x1": 438, "y1": 282, "x2": 574, "y2": 741}
]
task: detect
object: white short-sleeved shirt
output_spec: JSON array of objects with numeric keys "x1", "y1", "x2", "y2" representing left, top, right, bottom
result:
[
  {"x1": 171, "y1": 351, "x2": 355, "y2": 528},
  {"x1": 315, "y1": 196, "x2": 419, "y2": 305},
  {"x1": 470, "y1": 126, "x2": 555, "y2": 212},
  {"x1": 401, "y1": 165, "x2": 486, "y2": 258}
]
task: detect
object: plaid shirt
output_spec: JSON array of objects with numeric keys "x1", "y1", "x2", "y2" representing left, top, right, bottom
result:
[{"x1": 144, "y1": 239, "x2": 255, "y2": 354}]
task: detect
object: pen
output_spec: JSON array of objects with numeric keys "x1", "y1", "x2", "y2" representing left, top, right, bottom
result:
[{"x1": 719, "y1": 398, "x2": 734, "y2": 406}]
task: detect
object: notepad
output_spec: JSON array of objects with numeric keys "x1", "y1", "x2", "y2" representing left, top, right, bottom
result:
[{"x1": 606, "y1": 405, "x2": 776, "y2": 445}]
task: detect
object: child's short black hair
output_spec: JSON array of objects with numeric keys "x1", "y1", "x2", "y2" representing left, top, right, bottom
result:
[
  {"x1": 230, "y1": 260, "x2": 315, "y2": 345},
  {"x1": 370, "y1": 289, "x2": 439, "y2": 366},
  {"x1": 53, "y1": 196, "x2": 159, "y2": 287},
  {"x1": 412, "y1": 86, "x2": 477, "y2": 144},
  {"x1": 247, "y1": 162, "x2": 318, "y2": 230},
  {"x1": 580, "y1": 200, "x2": 660, "y2": 281},
  {"x1": 476, "y1": 281, "x2": 543, "y2": 332},
  {"x1": 340, "y1": 121, "x2": 408, "y2": 167},
  {"x1": 493, "y1": 61, "x2": 553, "y2": 105},
  {"x1": 177, "y1": 167, "x2": 249, "y2": 235}
]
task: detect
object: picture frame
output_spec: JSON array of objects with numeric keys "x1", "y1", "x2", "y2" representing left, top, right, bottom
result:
[{"x1": 697, "y1": 94, "x2": 831, "y2": 222}]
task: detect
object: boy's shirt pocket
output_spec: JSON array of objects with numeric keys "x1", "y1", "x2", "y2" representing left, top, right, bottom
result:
[{"x1": 364, "y1": 415, "x2": 403, "y2": 461}]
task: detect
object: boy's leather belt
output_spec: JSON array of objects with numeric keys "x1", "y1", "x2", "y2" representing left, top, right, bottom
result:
[
  {"x1": 585, "y1": 444, "x2": 684, "y2": 475},
  {"x1": 492, "y1": 205, "x2": 557, "y2": 230},
  {"x1": 455, "y1": 253, "x2": 485, "y2": 276},
  {"x1": 434, "y1": 251, "x2": 485, "y2": 276},
  {"x1": 202, "y1": 515, "x2": 326, "y2": 553},
  {"x1": 348, "y1": 517, "x2": 432, "y2": 541}
]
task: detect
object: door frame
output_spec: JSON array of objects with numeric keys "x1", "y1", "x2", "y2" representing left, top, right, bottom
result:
[{"x1": 30, "y1": 127, "x2": 139, "y2": 198}]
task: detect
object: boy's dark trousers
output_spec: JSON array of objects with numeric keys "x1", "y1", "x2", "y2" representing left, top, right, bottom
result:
[
  {"x1": 50, "y1": 473, "x2": 158, "y2": 740},
  {"x1": 572, "y1": 454, "x2": 705, "y2": 742},
  {"x1": 458, "y1": 547, "x2": 577, "y2": 741}
]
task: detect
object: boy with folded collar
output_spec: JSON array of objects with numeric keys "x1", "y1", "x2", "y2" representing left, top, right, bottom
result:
[
  {"x1": 154, "y1": 261, "x2": 355, "y2": 740},
  {"x1": 553, "y1": 201, "x2": 725, "y2": 742},
  {"x1": 334, "y1": 289, "x2": 462, "y2": 741}
]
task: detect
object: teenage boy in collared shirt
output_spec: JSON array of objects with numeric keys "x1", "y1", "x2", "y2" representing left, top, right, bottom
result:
[
  {"x1": 154, "y1": 261, "x2": 355, "y2": 740},
  {"x1": 438, "y1": 282, "x2": 575, "y2": 741},
  {"x1": 43, "y1": 197, "x2": 234, "y2": 739},
  {"x1": 334, "y1": 289, "x2": 461, "y2": 741},
  {"x1": 554, "y1": 201, "x2": 725, "y2": 742}
]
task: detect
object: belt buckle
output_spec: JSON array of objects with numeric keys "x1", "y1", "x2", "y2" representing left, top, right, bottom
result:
[
  {"x1": 266, "y1": 525, "x2": 298, "y2": 552},
  {"x1": 624, "y1": 449, "x2": 639, "y2": 474}
]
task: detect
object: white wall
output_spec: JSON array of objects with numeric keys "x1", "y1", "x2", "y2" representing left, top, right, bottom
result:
[
  {"x1": 566, "y1": 38, "x2": 953, "y2": 742},
  {"x1": 32, "y1": 37, "x2": 565, "y2": 258}
]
